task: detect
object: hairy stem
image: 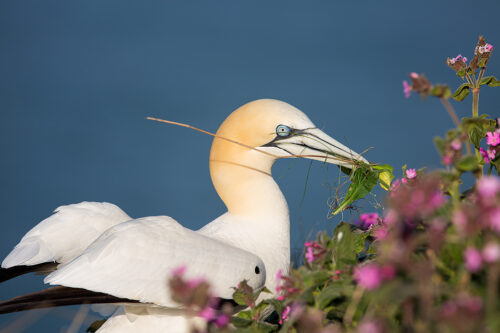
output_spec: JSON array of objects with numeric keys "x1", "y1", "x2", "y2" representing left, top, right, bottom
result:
[
  {"x1": 477, "y1": 67, "x2": 486, "y2": 85},
  {"x1": 440, "y1": 98, "x2": 472, "y2": 155}
]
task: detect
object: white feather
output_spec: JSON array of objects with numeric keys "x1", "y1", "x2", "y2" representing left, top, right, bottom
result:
[
  {"x1": 45, "y1": 216, "x2": 266, "y2": 306},
  {"x1": 2, "y1": 202, "x2": 131, "y2": 268}
]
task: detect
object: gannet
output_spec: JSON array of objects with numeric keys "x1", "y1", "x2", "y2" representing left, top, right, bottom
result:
[{"x1": 0, "y1": 99, "x2": 367, "y2": 332}]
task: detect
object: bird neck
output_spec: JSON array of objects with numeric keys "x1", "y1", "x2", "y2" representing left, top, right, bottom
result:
[{"x1": 209, "y1": 149, "x2": 288, "y2": 221}]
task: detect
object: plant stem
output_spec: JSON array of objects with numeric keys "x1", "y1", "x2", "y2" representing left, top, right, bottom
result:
[
  {"x1": 472, "y1": 88, "x2": 480, "y2": 118},
  {"x1": 344, "y1": 286, "x2": 364, "y2": 327},
  {"x1": 465, "y1": 72, "x2": 473, "y2": 85},
  {"x1": 477, "y1": 67, "x2": 486, "y2": 85},
  {"x1": 439, "y1": 98, "x2": 471, "y2": 155},
  {"x1": 440, "y1": 98, "x2": 461, "y2": 128}
]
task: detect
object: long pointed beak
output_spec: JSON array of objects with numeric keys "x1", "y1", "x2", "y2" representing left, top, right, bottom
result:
[{"x1": 273, "y1": 128, "x2": 369, "y2": 168}]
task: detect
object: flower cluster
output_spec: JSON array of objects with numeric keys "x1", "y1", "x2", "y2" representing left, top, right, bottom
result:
[
  {"x1": 447, "y1": 54, "x2": 468, "y2": 72},
  {"x1": 275, "y1": 269, "x2": 302, "y2": 301},
  {"x1": 453, "y1": 176, "x2": 500, "y2": 235},
  {"x1": 402, "y1": 72, "x2": 432, "y2": 99},
  {"x1": 168, "y1": 266, "x2": 230, "y2": 330},
  {"x1": 480, "y1": 130, "x2": 500, "y2": 164},
  {"x1": 353, "y1": 263, "x2": 396, "y2": 290}
]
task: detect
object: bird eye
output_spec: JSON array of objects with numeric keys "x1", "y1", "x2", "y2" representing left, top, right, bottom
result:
[
  {"x1": 276, "y1": 125, "x2": 291, "y2": 137},
  {"x1": 255, "y1": 266, "x2": 260, "y2": 274}
]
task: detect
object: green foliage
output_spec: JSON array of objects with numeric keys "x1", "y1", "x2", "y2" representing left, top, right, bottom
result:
[
  {"x1": 332, "y1": 165, "x2": 390, "y2": 215},
  {"x1": 479, "y1": 76, "x2": 500, "y2": 87},
  {"x1": 452, "y1": 83, "x2": 471, "y2": 101}
]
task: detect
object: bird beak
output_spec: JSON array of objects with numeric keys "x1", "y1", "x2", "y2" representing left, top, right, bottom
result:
[{"x1": 263, "y1": 128, "x2": 369, "y2": 169}]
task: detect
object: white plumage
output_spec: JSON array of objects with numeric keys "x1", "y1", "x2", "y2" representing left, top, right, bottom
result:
[
  {"x1": 44, "y1": 216, "x2": 266, "y2": 306},
  {"x1": 2, "y1": 202, "x2": 131, "y2": 268}
]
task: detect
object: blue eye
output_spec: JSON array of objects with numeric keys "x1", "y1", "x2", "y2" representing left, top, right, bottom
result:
[{"x1": 276, "y1": 125, "x2": 291, "y2": 137}]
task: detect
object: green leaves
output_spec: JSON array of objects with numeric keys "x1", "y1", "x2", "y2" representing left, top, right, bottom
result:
[
  {"x1": 456, "y1": 155, "x2": 479, "y2": 172},
  {"x1": 332, "y1": 165, "x2": 389, "y2": 215},
  {"x1": 479, "y1": 76, "x2": 500, "y2": 87},
  {"x1": 462, "y1": 117, "x2": 497, "y2": 148},
  {"x1": 452, "y1": 83, "x2": 471, "y2": 101}
]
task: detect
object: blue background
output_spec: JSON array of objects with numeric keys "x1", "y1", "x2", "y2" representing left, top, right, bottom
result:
[{"x1": 1, "y1": 1, "x2": 499, "y2": 331}]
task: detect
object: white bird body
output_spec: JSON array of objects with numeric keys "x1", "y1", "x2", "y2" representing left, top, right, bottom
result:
[
  {"x1": 45, "y1": 215, "x2": 266, "y2": 306},
  {"x1": 1, "y1": 99, "x2": 368, "y2": 332}
]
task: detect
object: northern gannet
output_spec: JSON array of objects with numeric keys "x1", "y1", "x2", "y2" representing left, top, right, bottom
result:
[{"x1": 0, "y1": 99, "x2": 367, "y2": 332}]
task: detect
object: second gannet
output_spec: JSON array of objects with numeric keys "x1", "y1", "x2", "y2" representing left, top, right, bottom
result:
[{"x1": 1, "y1": 99, "x2": 367, "y2": 332}]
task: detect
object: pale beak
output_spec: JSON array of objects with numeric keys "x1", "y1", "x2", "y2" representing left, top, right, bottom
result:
[{"x1": 263, "y1": 128, "x2": 368, "y2": 168}]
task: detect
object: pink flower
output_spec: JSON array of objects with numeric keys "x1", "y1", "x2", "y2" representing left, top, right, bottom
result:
[
  {"x1": 442, "y1": 155, "x2": 452, "y2": 165},
  {"x1": 172, "y1": 266, "x2": 187, "y2": 276},
  {"x1": 380, "y1": 265, "x2": 396, "y2": 280},
  {"x1": 464, "y1": 247, "x2": 482, "y2": 273},
  {"x1": 279, "y1": 305, "x2": 291, "y2": 324},
  {"x1": 451, "y1": 139, "x2": 462, "y2": 151},
  {"x1": 410, "y1": 72, "x2": 419, "y2": 79},
  {"x1": 401, "y1": 178, "x2": 408, "y2": 184},
  {"x1": 406, "y1": 168, "x2": 417, "y2": 179},
  {"x1": 480, "y1": 147, "x2": 495, "y2": 163},
  {"x1": 482, "y1": 243, "x2": 500, "y2": 263},
  {"x1": 305, "y1": 247, "x2": 314, "y2": 263},
  {"x1": 275, "y1": 269, "x2": 282, "y2": 293},
  {"x1": 487, "y1": 132, "x2": 500, "y2": 146},
  {"x1": 477, "y1": 176, "x2": 500, "y2": 198},
  {"x1": 476, "y1": 43, "x2": 494, "y2": 54},
  {"x1": 214, "y1": 314, "x2": 229, "y2": 327},
  {"x1": 429, "y1": 191, "x2": 446, "y2": 209},
  {"x1": 354, "y1": 264, "x2": 382, "y2": 290},
  {"x1": 356, "y1": 320, "x2": 383, "y2": 333},
  {"x1": 198, "y1": 307, "x2": 216, "y2": 321},
  {"x1": 449, "y1": 54, "x2": 466, "y2": 64},
  {"x1": 361, "y1": 213, "x2": 379, "y2": 226},
  {"x1": 390, "y1": 179, "x2": 401, "y2": 192},
  {"x1": 403, "y1": 80, "x2": 411, "y2": 98},
  {"x1": 373, "y1": 226, "x2": 388, "y2": 240}
]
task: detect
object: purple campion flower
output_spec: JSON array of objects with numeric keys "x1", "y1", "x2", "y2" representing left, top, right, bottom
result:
[
  {"x1": 354, "y1": 264, "x2": 382, "y2": 290},
  {"x1": 360, "y1": 213, "x2": 379, "y2": 228},
  {"x1": 275, "y1": 269, "x2": 282, "y2": 293},
  {"x1": 476, "y1": 43, "x2": 494, "y2": 54},
  {"x1": 487, "y1": 131, "x2": 500, "y2": 146},
  {"x1": 279, "y1": 305, "x2": 291, "y2": 325},
  {"x1": 464, "y1": 247, "x2": 482, "y2": 273},
  {"x1": 480, "y1": 147, "x2": 495, "y2": 163},
  {"x1": 451, "y1": 139, "x2": 462, "y2": 151},
  {"x1": 442, "y1": 155, "x2": 452, "y2": 165},
  {"x1": 406, "y1": 168, "x2": 417, "y2": 179},
  {"x1": 477, "y1": 176, "x2": 500, "y2": 198},
  {"x1": 403, "y1": 80, "x2": 411, "y2": 98},
  {"x1": 214, "y1": 314, "x2": 229, "y2": 328},
  {"x1": 198, "y1": 307, "x2": 216, "y2": 321},
  {"x1": 305, "y1": 247, "x2": 314, "y2": 263},
  {"x1": 449, "y1": 54, "x2": 467, "y2": 64},
  {"x1": 482, "y1": 243, "x2": 500, "y2": 263}
]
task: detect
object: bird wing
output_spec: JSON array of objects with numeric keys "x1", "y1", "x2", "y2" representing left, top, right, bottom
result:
[
  {"x1": 44, "y1": 216, "x2": 266, "y2": 307},
  {"x1": 2, "y1": 202, "x2": 131, "y2": 268}
]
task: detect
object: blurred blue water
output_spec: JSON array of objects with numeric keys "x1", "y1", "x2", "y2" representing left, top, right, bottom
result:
[{"x1": 1, "y1": 0, "x2": 499, "y2": 331}]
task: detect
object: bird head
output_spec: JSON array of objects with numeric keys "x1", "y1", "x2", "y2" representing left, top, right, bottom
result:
[{"x1": 210, "y1": 99, "x2": 368, "y2": 174}]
